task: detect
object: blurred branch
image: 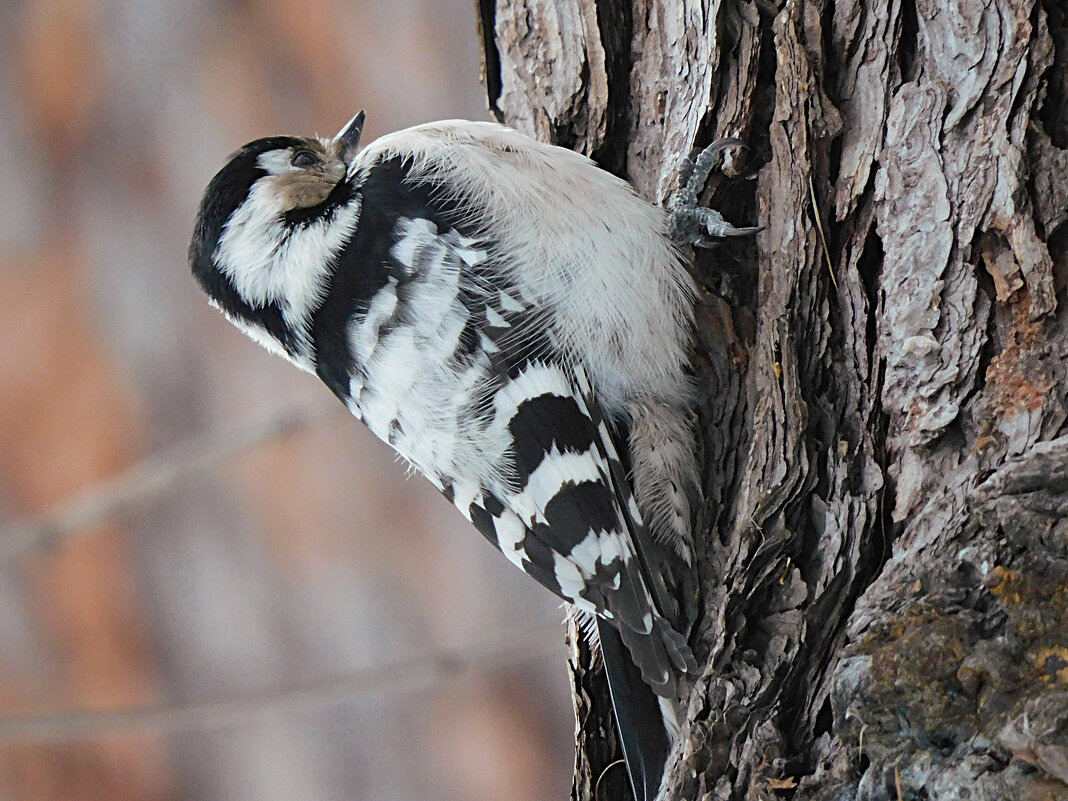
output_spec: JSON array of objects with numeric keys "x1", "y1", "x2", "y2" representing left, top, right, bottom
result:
[
  {"x1": 0, "y1": 403, "x2": 342, "y2": 562},
  {"x1": 0, "y1": 620, "x2": 563, "y2": 743}
]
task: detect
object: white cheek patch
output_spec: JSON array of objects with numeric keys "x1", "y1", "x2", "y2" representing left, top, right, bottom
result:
[
  {"x1": 213, "y1": 164, "x2": 360, "y2": 359},
  {"x1": 215, "y1": 180, "x2": 286, "y2": 302},
  {"x1": 257, "y1": 149, "x2": 299, "y2": 174}
]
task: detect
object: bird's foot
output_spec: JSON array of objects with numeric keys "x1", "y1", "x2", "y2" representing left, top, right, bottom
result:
[{"x1": 667, "y1": 138, "x2": 762, "y2": 248}]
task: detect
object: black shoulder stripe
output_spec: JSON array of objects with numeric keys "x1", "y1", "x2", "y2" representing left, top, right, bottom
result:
[{"x1": 311, "y1": 157, "x2": 470, "y2": 400}]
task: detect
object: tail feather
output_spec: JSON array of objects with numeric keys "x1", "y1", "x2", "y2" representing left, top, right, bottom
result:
[
  {"x1": 597, "y1": 617, "x2": 673, "y2": 801},
  {"x1": 613, "y1": 591, "x2": 696, "y2": 698}
]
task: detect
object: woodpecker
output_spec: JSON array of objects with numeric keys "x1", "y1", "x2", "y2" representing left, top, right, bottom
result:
[{"x1": 189, "y1": 111, "x2": 754, "y2": 800}]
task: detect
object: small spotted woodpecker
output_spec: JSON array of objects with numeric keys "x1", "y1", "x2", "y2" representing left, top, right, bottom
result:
[{"x1": 189, "y1": 111, "x2": 754, "y2": 800}]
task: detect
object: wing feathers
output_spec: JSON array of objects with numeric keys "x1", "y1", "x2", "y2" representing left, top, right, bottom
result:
[{"x1": 326, "y1": 158, "x2": 694, "y2": 698}]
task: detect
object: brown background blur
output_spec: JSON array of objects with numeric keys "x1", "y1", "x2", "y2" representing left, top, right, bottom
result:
[{"x1": 0, "y1": 2, "x2": 573, "y2": 799}]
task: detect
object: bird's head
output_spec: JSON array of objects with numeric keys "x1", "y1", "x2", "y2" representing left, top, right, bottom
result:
[{"x1": 189, "y1": 111, "x2": 366, "y2": 371}]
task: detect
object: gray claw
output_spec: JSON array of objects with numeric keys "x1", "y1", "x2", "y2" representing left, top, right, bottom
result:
[
  {"x1": 667, "y1": 137, "x2": 758, "y2": 248},
  {"x1": 719, "y1": 225, "x2": 765, "y2": 237},
  {"x1": 699, "y1": 137, "x2": 746, "y2": 160}
]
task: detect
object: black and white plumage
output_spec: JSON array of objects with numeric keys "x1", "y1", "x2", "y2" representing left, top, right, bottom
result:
[{"x1": 190, "y1": 112, "x2": 742, "y2": 800}]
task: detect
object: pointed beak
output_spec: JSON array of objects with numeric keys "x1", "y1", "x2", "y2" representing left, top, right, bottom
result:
[{"x1": 336, "y1": 110, "x2": 365, "y2": 160}]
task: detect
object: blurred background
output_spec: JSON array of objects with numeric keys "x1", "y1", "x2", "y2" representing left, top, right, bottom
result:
[{"x1": 0, "y1": 1, "x2": 573, "y2": 799}]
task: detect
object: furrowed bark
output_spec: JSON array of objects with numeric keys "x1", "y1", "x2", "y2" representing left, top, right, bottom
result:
[{"x1": 477, "y1": 0, "x2": 1068, "y2": 798}]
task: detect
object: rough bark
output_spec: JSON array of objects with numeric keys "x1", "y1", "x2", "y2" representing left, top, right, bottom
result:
[{"x1": 477, "y1": 0, "x2": 1068, "y2": 799}]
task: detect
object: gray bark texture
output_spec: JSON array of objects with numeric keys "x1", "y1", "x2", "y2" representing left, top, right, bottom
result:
[{"x1": 476, "y1": 0, "x2": 1068, "y2": 799}]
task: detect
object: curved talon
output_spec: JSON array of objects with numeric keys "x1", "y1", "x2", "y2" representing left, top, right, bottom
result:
[
  {"x1": 675, "y1": 140, "x2": 744, "y2": 194},
  {"x1": 717, "y1": 224, "x2": 764, "y2": 237},
  {"x1": 689, "y1": 225, "x2": 762, "y2": 249},
  {"x1": 668, "y1": 137, "x2": 757, "y2": 248},
  {"x1": 686, "y1": 139, "x2": 747, "y2": 186},
  {"x1": 675, "y1": 138, "x2": 749, "y2": 207},
  {"x1": 700, "y1": 137, "x2": 747, "y2": 158}
]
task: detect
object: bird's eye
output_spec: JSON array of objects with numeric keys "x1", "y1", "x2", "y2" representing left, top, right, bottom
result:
[{"x1": 291, "y1": 150, "x2": 319, "y2": 168}]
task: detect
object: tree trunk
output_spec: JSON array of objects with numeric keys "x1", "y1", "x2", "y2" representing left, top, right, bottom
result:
[{"x1": 476, "y1": 0, "x2": 1068, "y2": 798}]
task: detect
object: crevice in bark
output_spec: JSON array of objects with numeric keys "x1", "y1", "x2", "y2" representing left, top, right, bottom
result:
[
  {"x1": 972, "y1": 255, "x2": 1002, "y2": 412},
  {"x1": 829, "y1": 216, "x2": 894, "y2": 648},
  {"x1": 691, "y1": 179, "x2": 763, "y2": 313},
  {"x1": 588, "y1": 0, "x2": 631, "y2": 176},
  {"x1": 813, "y1": 694, "x2": 834, "y2": 738},
  {"x1": 857, "y1": 220, "x2": 883, "y2": 385},
  {"x1": 896, "y1": 0, "x2": 919, "y2": 84},
  {"x1": 688, "y1": 11, "x2": 773, "y2": 306},
  {"x1": 1051, "y1": 224, "x2": 1068, "y2": 283},
  {"x1": 1038, "y1": 0, "x2": 1067, "y2": 147},
  {"x1": 474, "y1": 0, "x2": 502, "y2": 119},
  {"x1": 750, "y1": 6, "x2": 779, "y2": 160}
]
